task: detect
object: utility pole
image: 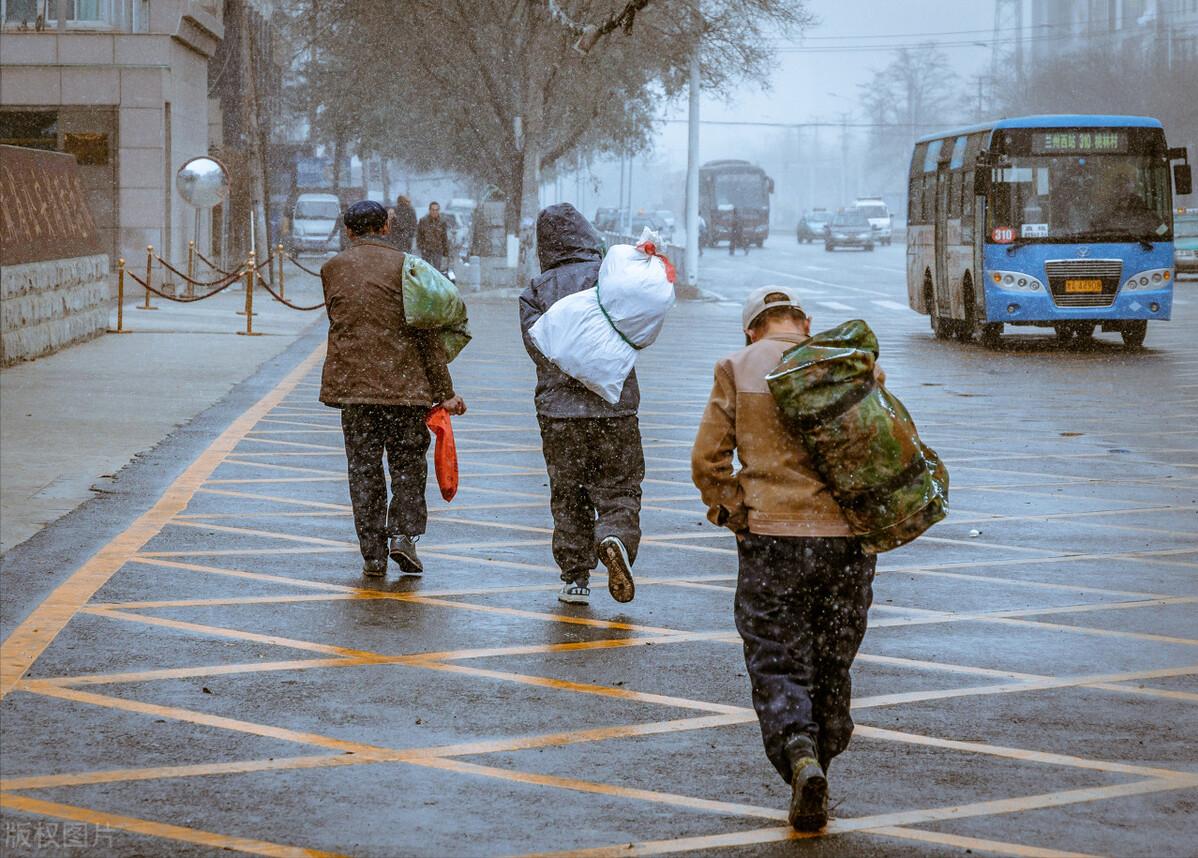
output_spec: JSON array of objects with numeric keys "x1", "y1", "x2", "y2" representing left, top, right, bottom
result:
[
  {"x1": 839, "y1": 112, "x2": 849, "y2": 204},
  {"x1": 683, "y1": 51, "x2": 700, "y2": 295}
]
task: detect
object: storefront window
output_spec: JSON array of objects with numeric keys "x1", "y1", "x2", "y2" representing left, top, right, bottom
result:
[{"x1": 0, "y1": 111, "x2": 59, "y2": 150}]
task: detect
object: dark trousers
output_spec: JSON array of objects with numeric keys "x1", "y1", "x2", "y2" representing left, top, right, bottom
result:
[
  {"x1": 735, "y1": 534, "x2": 876, "y2": 784},
  {"x1": 340, "y1": 405, "x2": 431, "y2": 563},
  {"x1": 538, "y1": 416, "x2": 645, "y2": 584}
]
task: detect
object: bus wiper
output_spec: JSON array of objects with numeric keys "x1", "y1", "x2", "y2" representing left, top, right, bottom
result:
[{"x1": 1005, "y1": 239, "x2": 1031, "y2": 254}]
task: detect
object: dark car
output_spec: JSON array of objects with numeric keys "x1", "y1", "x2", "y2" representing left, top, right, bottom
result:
[
  {"x1": 797, "y1": 209, "x2": 831, "y2": 243},
  {"x1": 824, "y1": 209, "x2": 875, "y2": 252}
]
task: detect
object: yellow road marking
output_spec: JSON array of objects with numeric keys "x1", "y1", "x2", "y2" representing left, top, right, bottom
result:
[
  {"x1": 0, "y1": 794, "x2": 346, "y2": 858},
  {"x1": 0, "y1": 345, "x2": 325, "y2": 700},
  {"x1": 866, "y1": 826, "x2": 1099, "y2": 858}
]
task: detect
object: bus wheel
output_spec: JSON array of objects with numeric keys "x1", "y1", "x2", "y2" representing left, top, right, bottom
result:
[
  {"x1": 955, "y1": 281, "x2": 979, "y2": 342},
  {"x1": 1121, "y1": 320, "x2": 1147, "y2": 348},
  {"x1": 979, "y1": 323, "x2": 1002, "y2": 347},
  {"x1": 927, "y1": 287, "x2": 950, "y2": 340}
]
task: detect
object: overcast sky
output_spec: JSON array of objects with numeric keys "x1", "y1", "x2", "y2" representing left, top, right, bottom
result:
[{"x1": 654, "y1": 0, "x2": 997, "y2": 165}]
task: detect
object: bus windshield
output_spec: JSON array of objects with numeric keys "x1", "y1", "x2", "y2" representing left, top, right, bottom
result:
[
  {"x1": 987, "y1": 154, "x2": 1172, "y2": 243},
  {"x1": 713, "y1": 172, "x2": 767, "y2": 209}
]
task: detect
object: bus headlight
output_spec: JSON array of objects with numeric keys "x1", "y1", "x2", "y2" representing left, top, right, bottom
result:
[
  {"x1": 990, "y1": 270, "x2": 1043, "y2": 292},
  {"x1": 1123, "y1": 269, "x2": 1173, "y2": 291}
]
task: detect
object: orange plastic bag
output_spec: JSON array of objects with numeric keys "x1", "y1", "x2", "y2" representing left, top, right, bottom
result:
[{"x1": 426, "y1": 407, "x2": 458, "y2": 502}]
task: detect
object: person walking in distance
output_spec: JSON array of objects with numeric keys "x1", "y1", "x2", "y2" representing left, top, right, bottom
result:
[
  {"x1": 690, "y1": 286, "x2": 882, "y2": 832},
  {"x1": 729, "y1": 207, "x2": 749, "y2": 256},
  {"x1": 389, "y1": 194, "x2": 417, "y2": 252},
  {"x1": 519, "y1": 203, "x2": 643, "y2": 606},
  {"x1": 416, "y1": 201, "x2": 451, "y2": 273},
  {"x1": 320, "y1": 200, "x2": 467, "y2": 577}
]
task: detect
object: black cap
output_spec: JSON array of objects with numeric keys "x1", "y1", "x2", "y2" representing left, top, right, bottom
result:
[{"x1": 344, "y1": 200, "x2": 388, "y2": 235}]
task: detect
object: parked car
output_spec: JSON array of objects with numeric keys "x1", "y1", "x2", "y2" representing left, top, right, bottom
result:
[
  {"x1": 594, "y1": 207, "x2": 619, "y2": 232},
  {"x1": 444, "y1": 201, "x2": 475, "y2": 259},
  {"x1": 796, "y1": 209, "x2": 831, "y2": 243},
  {"x1": 654, "y1": 209, "x2": 677, "y2": 242},
  {"x1": 854, "y1": 196, "x2": 893, "y2": 246},
  {"x1": 289, "y1": 193, "x2": 342, "y2": 253},
  {"x1": 824, "y1": 209, "x2": 874, "y2": 252},
  {"x1": 629, "y1": 211, "x2": 666, "y2": 237},
  {"x1": 1175, "y1": 207, "x2": 1198, "y2": 275}
]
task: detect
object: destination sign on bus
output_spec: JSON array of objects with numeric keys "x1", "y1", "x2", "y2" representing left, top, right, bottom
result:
[{"x1": 1031, "y1": 131, "x2": 1128, "y2": 155}]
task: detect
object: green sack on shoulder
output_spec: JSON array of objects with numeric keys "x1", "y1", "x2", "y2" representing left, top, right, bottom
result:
[
  {"x1": 401, "y1": 254, "x2": 471, "y2": 362},
  {"x1": 765, "y1": 319, "x2": 948, "y2": 554}
]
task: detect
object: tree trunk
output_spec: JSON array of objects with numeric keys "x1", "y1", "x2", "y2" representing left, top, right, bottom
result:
[{"x1": 516, "y1": 79, "x2": 546, "y2": 287}]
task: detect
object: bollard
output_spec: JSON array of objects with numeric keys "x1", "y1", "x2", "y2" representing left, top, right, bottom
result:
[
  {"x1": 107, "y1": 258, "x2": 132, "y2": 334},
  {"x1": 186, "y1": 240, "x2": 196, "y2": 299},
  {"x1": 236, "y1": 250, "x2": 258, "y2": 316},
  {"x1": 237, "y1": 253, "x2": 262, "y2": 336},
  {"x1": 138, "y1": 245, "x2": 158, "y2": 310},
  {"x1": 277, "y1": 243, "x2": 285, "y2": 300}
]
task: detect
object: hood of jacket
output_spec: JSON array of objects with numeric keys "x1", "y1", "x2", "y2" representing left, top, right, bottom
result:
[{"x1": 537, "y1": 203, "x2": 603, "y2": 272}]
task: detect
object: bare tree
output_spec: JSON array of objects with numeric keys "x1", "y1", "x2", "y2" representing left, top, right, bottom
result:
[
  {"x1": 298, "y1": 0, "x2": 812, "y2": 278},
  {"x1": 858, "y1": 43, "x2": 958, "y2": 190}
]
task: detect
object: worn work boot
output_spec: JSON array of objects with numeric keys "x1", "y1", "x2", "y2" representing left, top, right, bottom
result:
[
  {"x1": 388, "y1": 535, "x2": 423, "y2": 575},
  {"x1": 785, "y1": 734, "x2": 829, "y2": 832},
  {"x1": 598, "y1": 536, "x2": 635, "y2": 603},
  {"x1": 362, "y1": 558, "x2": 388, "y2": 577}
]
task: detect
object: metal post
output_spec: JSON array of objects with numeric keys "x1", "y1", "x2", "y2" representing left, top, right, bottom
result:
[
  {"x1": 108, "y1": 259, "x2": 132, "y2": 333},
  {"x1": 684, "y1": 52, "x2": 701, "y2": 296},
  {"x1": 139, "y1": 245, "x2": 157, "y2": 310},
  {"x1": 186, "y1": 239, "x2": 196, "y2": 298},
  {"x1": 237, "y1": 253, "x2": 262, "y2": 335},
  {"x1": 236, "y1": 251, "x2": 258, "y2": 316},
  {"x1": 277, "y1": 243, "x2": 285, "y2": 300}
]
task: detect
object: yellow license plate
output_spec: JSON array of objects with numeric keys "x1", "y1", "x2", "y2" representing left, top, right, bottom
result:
[{"x1": 1064, "y1": 279, "x2": 1103, "y2": 293}]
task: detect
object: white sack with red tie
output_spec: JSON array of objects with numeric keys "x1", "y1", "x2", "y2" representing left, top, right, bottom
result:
[{"x1": 528, "y1": 228, "x2": 677, "y2": 404}]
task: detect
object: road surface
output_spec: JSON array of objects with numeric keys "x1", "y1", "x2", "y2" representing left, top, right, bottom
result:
[{"x1": 1, "y1": 238, "x2": 1195, "y2": 856}]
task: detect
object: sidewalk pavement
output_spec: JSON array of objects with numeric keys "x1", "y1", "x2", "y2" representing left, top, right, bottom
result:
[{"x1": 0, "y1": 259, "x2": 327, "y2": 555}]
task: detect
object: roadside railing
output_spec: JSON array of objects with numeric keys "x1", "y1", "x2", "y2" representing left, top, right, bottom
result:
[{"x1": 109, "y1": 243, "x2": 327, "y2": 336}]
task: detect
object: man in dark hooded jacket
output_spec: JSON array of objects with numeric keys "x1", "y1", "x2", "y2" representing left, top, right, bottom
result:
[{"x1": 519, "y1": 203, "x2": 644, "y2": 606}]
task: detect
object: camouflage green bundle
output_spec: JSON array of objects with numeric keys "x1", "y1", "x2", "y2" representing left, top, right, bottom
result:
[
  {"x1": 765, "y1": 319, "x2": 948, "y2": 553},
  {"x1": 401, "y1": 254, "x2": 471, "y2": 361}
]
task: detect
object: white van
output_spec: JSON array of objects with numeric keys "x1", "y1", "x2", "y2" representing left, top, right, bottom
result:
[
  {"x1": 290, "y1": 193, "x2": 342, "y2": 253},
  {"x1": 853, "y1": 197, "x2": 893, "y2": 246}
]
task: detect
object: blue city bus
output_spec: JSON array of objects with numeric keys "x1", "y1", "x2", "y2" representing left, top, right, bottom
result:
[{"x1": 906, "y1": 115, "x2": 1192, "y2": 347}]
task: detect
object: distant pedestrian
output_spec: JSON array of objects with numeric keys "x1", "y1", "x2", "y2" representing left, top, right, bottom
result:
[
  {"x1": 690, "y1": 286, "x2": 882, "y2": 832},
  {"x1": 389, "y1": 194, "x2": 417, "y2": 252},
  {"x1": 417, "y1": 201, "x2": 451, "y2": 273},
  {"x1": 519, "y1": 203, "x2": 643, "y2": 606},
  {"x1": 319, "y1": 200, "x2": 467, "y2": 578},
  {"x1": 729, "y1": 208, "x2": 749, "y2": 256}
]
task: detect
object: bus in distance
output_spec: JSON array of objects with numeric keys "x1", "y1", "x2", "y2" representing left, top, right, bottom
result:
[
  {"x1": 906, "y1": 114, "x2": 1192, "y2": 348},
  {"x1": 699, "y1": 160, "x2": 774, "y2": 248}
]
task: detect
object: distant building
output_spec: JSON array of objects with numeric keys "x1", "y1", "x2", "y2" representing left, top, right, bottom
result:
[
  {"x1": 0, "y1": 2, "x2": 224, "y2": 267},
  {"x1": 1026, "y1": 0, "x2": 1198, "y2": 75}
]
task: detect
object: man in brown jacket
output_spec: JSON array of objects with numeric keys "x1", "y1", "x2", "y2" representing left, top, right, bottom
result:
[
  {"x1": 416, "y1": 201, "x2": 451, "y2": 273},
  {"x1": 691, "y1": 286, "x2": 880, "y2": 833},
  {"x1": 320, "y1": 201, "x2": 466, "y2": 577}
]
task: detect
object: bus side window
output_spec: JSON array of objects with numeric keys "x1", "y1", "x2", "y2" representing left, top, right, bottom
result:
[
  {"x1": 961, "y1": 170, "x2": 974, "y2": 244},
  {"x1": 908, "y1": 176, "x2": 922, "y2": 224},
  {"x1": 909, "y1": 143, "x2": 928, "y2": 224}
]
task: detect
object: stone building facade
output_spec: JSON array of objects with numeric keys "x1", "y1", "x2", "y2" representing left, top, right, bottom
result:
[{"x1": 0, "y1": 1, "x2": 224, "y2": 268}]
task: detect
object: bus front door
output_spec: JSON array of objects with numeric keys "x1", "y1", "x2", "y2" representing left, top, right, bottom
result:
[{"x1": 934, "y1": 163, "x2": 951, "y2": 319}]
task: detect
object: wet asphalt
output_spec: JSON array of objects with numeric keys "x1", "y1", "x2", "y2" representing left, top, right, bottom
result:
[{"x1": 1, "y1": 238, "x2": 1195, "y2": 857}]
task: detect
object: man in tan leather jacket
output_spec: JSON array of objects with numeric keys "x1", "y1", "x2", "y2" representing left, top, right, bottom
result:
[{"x1": 691, "y1": 286, "x2": 879, "y2": 833}]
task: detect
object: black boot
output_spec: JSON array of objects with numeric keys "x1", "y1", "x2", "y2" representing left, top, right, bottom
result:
[
  {"x1": 388, "y1": 535, "x2": 423, "y2": 575},
  {"x1": 785, "y1": 734, "x2": 828, "y2": 832}
]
